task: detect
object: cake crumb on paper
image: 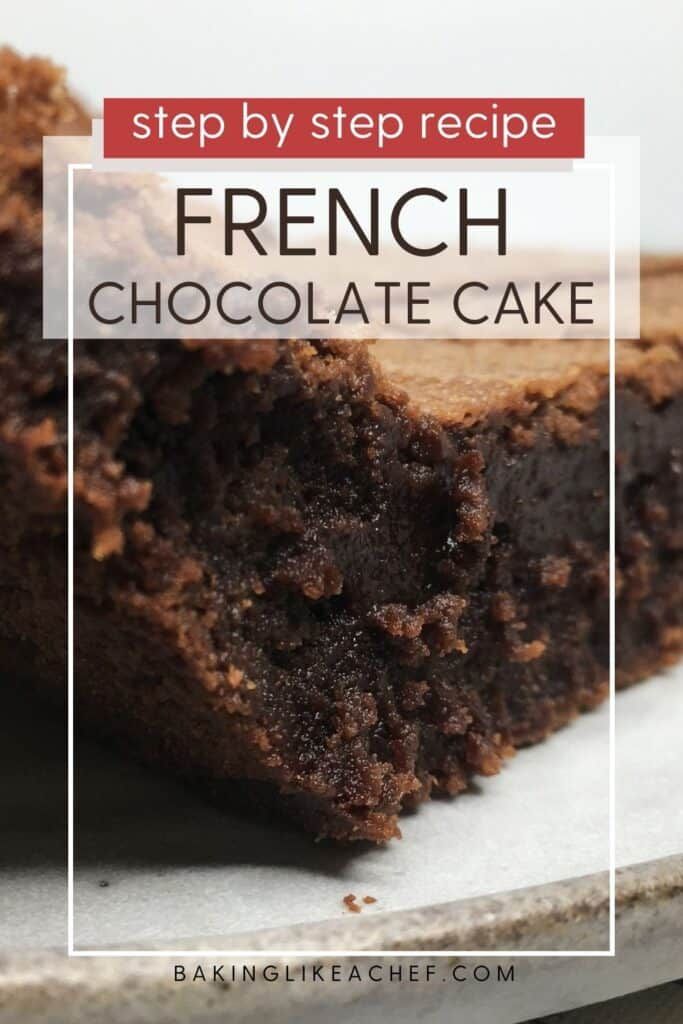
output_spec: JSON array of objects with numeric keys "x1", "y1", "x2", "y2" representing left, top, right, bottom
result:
[
  {"x1": 343, "y1": 893, "x2": 378, "y2": 913},
  {"x1": 343, "y1": 893, "x2": 361, "y2": 913}
]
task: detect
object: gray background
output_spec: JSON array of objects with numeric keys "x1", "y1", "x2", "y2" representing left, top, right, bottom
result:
[{"x1": 5, "y1": 0, "x2": 682, "y2": 249}]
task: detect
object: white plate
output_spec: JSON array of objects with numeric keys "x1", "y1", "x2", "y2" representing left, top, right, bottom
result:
[
  {"x1": 3, "y1": 666, "x2": 682, "y2": 954},
  {"x1": 1, "y1": 666, "x2": 682, "y2": 1024}
]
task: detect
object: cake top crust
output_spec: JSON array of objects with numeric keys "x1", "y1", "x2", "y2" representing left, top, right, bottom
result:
[
  {"x1": 1, "y1": 48, "x2": 681, "y2": 430},
  {"x1": 0, "y1": 48, "x2": 88, "y2": 292}
]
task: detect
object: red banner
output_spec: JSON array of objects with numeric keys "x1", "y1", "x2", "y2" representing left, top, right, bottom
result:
[{"x1": 102, "y1": 98, "x2": 584, "y2": 159}]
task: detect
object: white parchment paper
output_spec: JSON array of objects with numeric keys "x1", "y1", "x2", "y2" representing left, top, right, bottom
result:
[{"x1": 2, "y1": 664, "x2": 681, "y2": 951}]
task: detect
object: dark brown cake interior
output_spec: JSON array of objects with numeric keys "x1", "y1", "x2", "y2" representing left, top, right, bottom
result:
[{"x1": 69, "y1": 339, "x2": 615, "y2": 840}]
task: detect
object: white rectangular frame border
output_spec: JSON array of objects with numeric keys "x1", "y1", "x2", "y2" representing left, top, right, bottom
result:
[{"x1": 66, "y1": 160, "x2": 617, "y2": 959}]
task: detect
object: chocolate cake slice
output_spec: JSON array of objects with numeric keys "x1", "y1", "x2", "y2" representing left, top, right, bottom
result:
[
  {"x1": 0, "y1": 50, "x2": 87, "y2": 689},
  {"x1": 1, "y1": 51, "x2": 681, "y2": 841},
  {"x1": 64, "y1": 330, "x2": 680, "y2": 841}
]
